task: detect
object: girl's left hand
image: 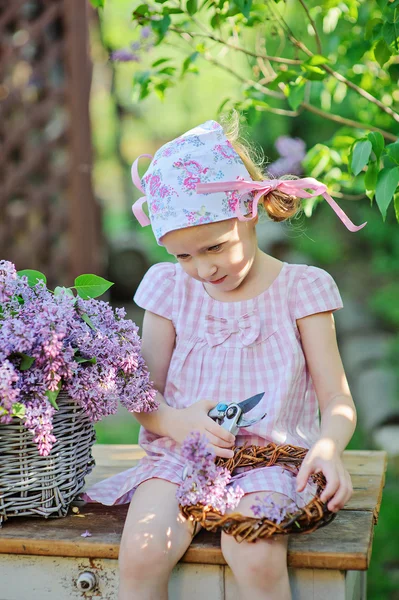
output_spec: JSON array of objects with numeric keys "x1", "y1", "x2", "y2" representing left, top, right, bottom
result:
[{"x1": 295, "y1": 438, "x2": 353, "y2": 512}]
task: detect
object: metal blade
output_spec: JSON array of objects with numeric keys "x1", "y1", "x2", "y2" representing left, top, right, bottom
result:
[
  {"x1": 237, "y1": 392, "x2": 265, "y2": 414},
  {"x1": 238, "y1": 411, "x2": 267, "y2": 428}
]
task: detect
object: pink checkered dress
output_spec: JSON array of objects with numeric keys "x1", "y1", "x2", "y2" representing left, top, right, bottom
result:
[{"x1": 84, "y1": 261, "x2": 343, "y2": 507}]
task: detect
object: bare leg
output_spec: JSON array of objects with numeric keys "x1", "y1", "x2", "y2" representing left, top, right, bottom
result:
[
  {"x1": 118, "y1": 478, "x2": 198, "y2": 600},
  {"x1": 221, "y1": 492, "x2": 292, "y2": 600}
]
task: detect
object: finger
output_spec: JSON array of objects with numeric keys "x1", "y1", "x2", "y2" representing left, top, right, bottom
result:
[
  {"x1": 205, "y1": 418, "x2": 235, "y2": 444},
  {"x1": 329, "y1": 472, "x2": 353, "y2": 511},
  {"x1": 202, "y1": 398, "x2": 222, "y2": 411},
  {"x1": 327, "y1": 478, "x2": 349, "y2": 511},
  {"x1": 207, "y1": 443, "x2": 234, "y2": 459},
  {"x1": 320, "y1": 474, "x2": 340, "y2": 504},
  {"x1": 204, "y1": 430, "x2": 235, "y2": 449},
  {"x1": 296, "y1": 463, "x2": 314, "y2": 492}
]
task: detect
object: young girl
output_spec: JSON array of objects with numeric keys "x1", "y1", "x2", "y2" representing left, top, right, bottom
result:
[{"x1": 85, "y1": 119, "x2": 363, "y2": 600}]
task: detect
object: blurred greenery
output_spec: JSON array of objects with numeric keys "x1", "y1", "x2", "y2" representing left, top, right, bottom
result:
[{"x1": 88, "y1": 1, "x2": 399, "y2": 597}]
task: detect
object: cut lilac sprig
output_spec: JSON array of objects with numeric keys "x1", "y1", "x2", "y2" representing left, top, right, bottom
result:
[
  {"x1": 250, "y1": 495, "x2": 298, "y2": 524},
  {"x1": 176, "y1": 431, "x2": 244, "y2": 515}
]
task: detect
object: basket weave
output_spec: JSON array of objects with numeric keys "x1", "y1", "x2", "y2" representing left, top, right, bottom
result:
[
  {"x1": 179, "y1": 443, "x2": 336, "y2": 542},
  {"x1": 0, "y1": 391, "x2": 96, "y2": 525}
]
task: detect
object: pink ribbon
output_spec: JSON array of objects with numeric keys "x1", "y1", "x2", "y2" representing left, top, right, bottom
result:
[
  {"x1": 205, "y1": 311, "x2": 261, "y2": 348},
  {"x1": 131, "y1": 154, "x2": 153, "y2": 226},
  {"x1": 196, "y1": 177, "x2": 367, "y2": 233}
]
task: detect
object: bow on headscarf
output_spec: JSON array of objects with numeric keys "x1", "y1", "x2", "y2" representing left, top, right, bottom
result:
[
  {"x1": 131, "y1": 154, "x2": 153, "y2": 226},
  {"x1": 196, "y1": 177, "x2": 367, "y2": 233},
  {"x1": 205, "y1": 312, "x2": 261, "y2": 348}
]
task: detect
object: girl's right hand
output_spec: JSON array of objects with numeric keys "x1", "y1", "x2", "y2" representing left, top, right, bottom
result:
[{"x1": 166, "y1": 399, "x2": 236, "y2": 458}]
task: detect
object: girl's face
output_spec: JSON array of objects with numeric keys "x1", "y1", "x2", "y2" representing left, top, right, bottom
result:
[{"x1": 162, "y1": 218, "x2": 258, "y2": 293}]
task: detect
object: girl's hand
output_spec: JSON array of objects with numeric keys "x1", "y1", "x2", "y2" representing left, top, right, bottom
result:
[
  {"x1": 166, "y1": 399, "x2": 236, "y2": 459},
  {"x1": 295, "y1": 438, "x2": 353, "y2": 512}
]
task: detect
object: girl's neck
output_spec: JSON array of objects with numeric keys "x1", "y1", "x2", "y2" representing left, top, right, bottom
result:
[{"x1": 203, "y1": 250, "x2": 284, "y2": 303}]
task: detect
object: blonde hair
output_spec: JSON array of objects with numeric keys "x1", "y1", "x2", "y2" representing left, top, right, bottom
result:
[{"x1": 221, "y1": 113, "x2": 302, "y2": 223}]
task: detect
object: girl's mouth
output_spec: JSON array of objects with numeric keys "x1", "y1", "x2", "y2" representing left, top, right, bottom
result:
[{"x1": 208, "y1": 276, "x2": 227, "y2": 285}]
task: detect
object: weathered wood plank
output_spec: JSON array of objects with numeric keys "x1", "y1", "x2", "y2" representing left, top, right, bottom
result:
[{"x1": 0, "y1": 505, "x2": 374, "y2": 571}]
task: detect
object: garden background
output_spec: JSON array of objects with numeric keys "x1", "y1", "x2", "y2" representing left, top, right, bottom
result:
[{"x1": 1, "y1": 0, "x2": 398, "y2": 597}]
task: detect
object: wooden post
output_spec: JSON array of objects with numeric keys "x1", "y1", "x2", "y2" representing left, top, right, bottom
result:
[{"x1": 63, "y1": 0, "x2": 104, "y2": 280}]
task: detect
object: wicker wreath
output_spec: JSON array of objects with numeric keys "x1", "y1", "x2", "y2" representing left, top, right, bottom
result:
[{"x1": 179, "y1": 443, "x2": 336, "y2": 542}]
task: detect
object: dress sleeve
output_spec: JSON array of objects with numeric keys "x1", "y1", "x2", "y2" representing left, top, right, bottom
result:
[
  {"x1": 294, "y1": 266, "x2": 343, "y2": 320},
  {"x1": 133, "y1": 262, "x2": 176, "y2": 320}
]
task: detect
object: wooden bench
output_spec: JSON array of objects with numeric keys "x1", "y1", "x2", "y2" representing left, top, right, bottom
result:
[{"x1": 0, "y1": 445, "x2": 387, "y2": 600}]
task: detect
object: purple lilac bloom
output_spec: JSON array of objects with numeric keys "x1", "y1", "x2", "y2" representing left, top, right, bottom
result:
[
  {"x1": 176, "y1": 431, "x2": 244, "y2": 514},
  {"x1": 250, "y1": 495, "x2": 298, "y2": 524},
  {"x1": 141, "y1": 26, "x2": 151, "y2": 39},
  {"x1": 0, "y1": 261, "x2": 158, "y2": 456},
  {"x1": 110, "y1": 49, "x2": 140, "y2": 63},
  {"x1": 267, "y1": 136, "x2": 306, "y2": 177},
  {"x1": 0, "y1": 360, "x2": 20, "y2": 423}
]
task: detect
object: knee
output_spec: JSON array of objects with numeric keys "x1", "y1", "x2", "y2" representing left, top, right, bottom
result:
[
  {"x1": 221, "y1": 533, "x2": 288, "y2": 586},
  {"x1": 119, "y1": 530, "x2": 173, "y2": 583}
]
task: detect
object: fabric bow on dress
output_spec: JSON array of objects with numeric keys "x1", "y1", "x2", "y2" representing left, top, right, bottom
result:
[{"x1": 204, "y1": 311, "x2": 261, "y2": 347}]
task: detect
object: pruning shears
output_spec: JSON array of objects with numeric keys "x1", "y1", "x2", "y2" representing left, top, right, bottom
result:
[{"x1": 207, "y1": 392, "x2": 266, "y2": 436}]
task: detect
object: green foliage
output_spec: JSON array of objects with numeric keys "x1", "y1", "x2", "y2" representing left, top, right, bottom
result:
[{"x1": 95, "y1": 0, "x2": 399, "y2": 224}]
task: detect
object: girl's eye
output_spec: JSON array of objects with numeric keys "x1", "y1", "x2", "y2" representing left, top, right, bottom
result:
[
  {"x1": 208, "y1": 244, "x2": 222, "y2": 252},
  {"x1": 176, "y1": 254, "x2": 190, "y2": 260}
]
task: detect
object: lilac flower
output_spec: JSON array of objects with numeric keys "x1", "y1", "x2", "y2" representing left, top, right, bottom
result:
[
  {"x1": 250, "y1": 495, "x2": 298, "y2": 524},
  {"x1": 0, "y1": 261, "x2": 158, "y2": 456},
  {"x1": 81, "y1": 530, "x2": 92, "y2": 538},
  {"x1": 267, "y1": 136, "x2": 306, "y2": 177},
  {"x1": 141, "y1": 26, "x2": 151, "y2": 39},
  {"x1": 177, "y1": 431, "x2": 244, "y2": 515},
  {"x1": 110, "y1": 49, "x2": 140, "y2": 63},
  {"x1": 0, "y1": 360, "x2": 20, "y2": 424}
]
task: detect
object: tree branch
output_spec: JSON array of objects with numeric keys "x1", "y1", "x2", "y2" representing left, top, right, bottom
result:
[
  {"x1": 266, "y1": 0, "x2": 399, "y2": 124},
  {"x1": 298, "y1": 0, "x2": 322, "y2": 54},
  {"x1": 198, "y1": 50, "x2": 398, "y2": 141},
  {"x1": 301, "y1": 102, "x2": 398, "y2": 141},
  {"x1": 168, "y1": 26, "x2": 303, "y2": 65}
]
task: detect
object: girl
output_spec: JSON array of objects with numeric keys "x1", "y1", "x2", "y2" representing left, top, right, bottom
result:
[{"x1": 85, "y1": 119, "x2": 363, "y2": 600}]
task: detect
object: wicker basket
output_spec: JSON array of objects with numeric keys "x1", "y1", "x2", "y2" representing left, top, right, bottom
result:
[{"x1": 0, "y1": 391, "x2": 96, "y2": 525}]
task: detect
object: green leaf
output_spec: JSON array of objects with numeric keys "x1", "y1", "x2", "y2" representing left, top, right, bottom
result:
[
  {"x1": 11, "y1": 403, "x2": 26, "y2": 419},
  {"x1": 365, "y1": 160, "x2": 378, "y2": 203},
  {"x1": 351, "y1": 140, "x2": 372, "y2": 176},
  {"x1": 304, "y1": 54, "x2": 330, "y2": 66},
  {"x1": 186, "y1": 0, "x2": 198, "y2": 15},
  {"x1": 234, "y1": 0, "x2": 253, "y2": 18},
  {"x1": 81, "y1": 312, "x2": 97, "y2": 330},
  {"x1": 182, "y1": 51, "x2": 199, "y2": 75},
  {"x1": 287, "y1": 82, "x2": 306, "y2": 110},
  {"x1": 151, "y1": 14, "x2": 171, "y2": 40},
  {"x1": 45, "y1": 381, "x2": 62, "y2": 410},
  {"x1": 74, "y1": 274, "x2": 113, "y2": 299},
  {"x1": 74, "y1": 355, "x2": 97, "y2": 365},
  {"x1": 374, "y1": 39, "x2": 392, "y2": 67},
  {"x1": 394, "y1": 194, "x2": 399, "y2": 224},
  {"x1": 367, "y1": 132, "x2": 385, "y2": 162},
  {"x1": 152, "y1": 58, "x2": 170, "y2": 67},
  {"x1": 267, "y1": 70, "x2": 299, "y2": 90},
  {"x1": 89, "y1": 0, "x2": 104, "y2": 7},
  {"x1": 375, "y1": 166, "x2": 399, "y2": 219},
  {"x1": 365, "y1": 18, "x2": 382, "y2": 40},
  {"x1": 19, "y1": 353, "x2": 35, "y2": 371},
  {"x1": 382, "y1": 21, "x2": 398, "y2": 47},
  {"x1": 386, "y1": 142, "x2": 399, "y2": 165},
  {"x1": 17, "y1": 270, "x2": 46, "y2": 287},
  {"x1": 134, "y1": 4, "x2": 150, "y2": 16},
  {"x1": 301, "y1": 64, "x2": 327, "y2": 80}
]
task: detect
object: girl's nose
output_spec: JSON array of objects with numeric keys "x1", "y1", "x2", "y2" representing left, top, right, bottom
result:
[{"x1": 196, "y1": 261, "x2": 217, "y2": 281}]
